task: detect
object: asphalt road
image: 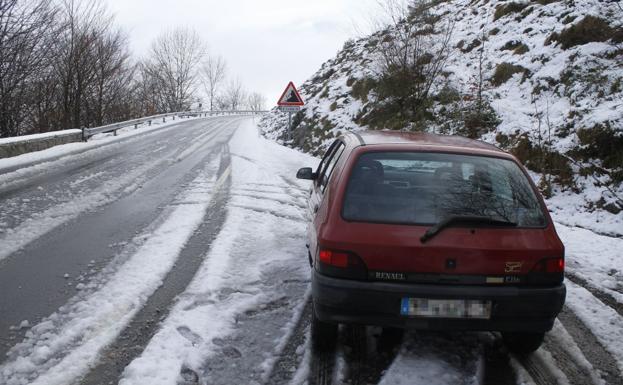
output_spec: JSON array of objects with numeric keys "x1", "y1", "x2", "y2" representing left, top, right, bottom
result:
[{"x1": 0, "y1": 116, "x2": 241, "y2": 359}]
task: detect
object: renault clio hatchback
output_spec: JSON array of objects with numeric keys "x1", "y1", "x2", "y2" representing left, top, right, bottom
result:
[{"x1": 296, "y1": 131, "x2": 566, "y2": 354}]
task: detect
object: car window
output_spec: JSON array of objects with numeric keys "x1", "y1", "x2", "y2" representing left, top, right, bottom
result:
[
  {"x1": 342, "y1": 151, "x2": 546, "y2": 227},
  {"x1": 320, "y1": 142, "x2": 345, "y2": 192},
  {"x1": 315, "y1": 140, "x2": 339, "y2": 183}
]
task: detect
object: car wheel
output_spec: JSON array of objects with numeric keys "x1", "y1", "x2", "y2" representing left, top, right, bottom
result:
[
  {"x1": 311, "y1": 302, "x2": 338, "y2": 352},
  {"x1": 502, "y1": 332, "x2": 545, "y2": 355},
  {"x1": 378, "y1": 327, "x2": 403, "y2": 354}
]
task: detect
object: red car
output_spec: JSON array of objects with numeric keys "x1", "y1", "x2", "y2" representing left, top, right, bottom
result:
[{"x1": 296, "y1": 131, "x2": 565, "y2": 354}]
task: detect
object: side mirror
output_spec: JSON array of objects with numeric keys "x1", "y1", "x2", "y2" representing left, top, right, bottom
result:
[{"x1": 296, "y1": 167, "x2": 316, "y2": 180}]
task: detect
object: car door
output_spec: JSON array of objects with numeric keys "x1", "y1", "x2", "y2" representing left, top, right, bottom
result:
[{"x1": 307, "y1": 140, "x2": 346, "y2": 259}]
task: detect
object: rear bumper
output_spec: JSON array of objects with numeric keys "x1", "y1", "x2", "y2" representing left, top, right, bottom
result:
[{"x1": 312, "y1": 271, "x2": 566, "y2": 333}]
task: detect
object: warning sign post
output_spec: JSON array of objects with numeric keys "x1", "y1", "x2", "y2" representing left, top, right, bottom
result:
[{"x1": 277, "y1": 82, "x2": 304, "y2": 140}]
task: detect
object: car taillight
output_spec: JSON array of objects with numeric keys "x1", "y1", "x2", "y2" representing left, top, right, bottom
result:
[
  {"x1": 527, "y1": 257, "x2": 564, "y2": 286},
  {"x1": 316, "y1": 248, "x2": 367, "y2": 280},
  {"x1": 319, "y1": 249, "x2": 348, "y2": 267},
  {"x1": 531, "y1": 257, "x2": 565, "y2": 273}
]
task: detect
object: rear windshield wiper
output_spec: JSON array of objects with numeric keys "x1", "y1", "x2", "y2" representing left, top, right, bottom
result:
[{"x1": 420, "y1": 215, "x2": 517, "y2": 243}]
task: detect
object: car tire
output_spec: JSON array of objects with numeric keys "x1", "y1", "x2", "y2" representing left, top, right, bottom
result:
[
  {"x1": 502, "y1": 332, "x2": 545, "y2": 355},
  {"x1": 311, "y1": 302, "x2": 338, "y2": 352}
]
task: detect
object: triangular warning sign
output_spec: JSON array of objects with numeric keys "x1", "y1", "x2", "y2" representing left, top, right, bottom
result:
[{"x1": 277, "y1": 81, "x2": 304, "y2": 106}]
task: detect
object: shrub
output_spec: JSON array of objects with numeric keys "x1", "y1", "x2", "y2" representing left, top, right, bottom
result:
[
  {"x1": 514, "y1": 44, "x2": 530, "y2": 55},
  {"x1": 500, "y1": 40, "x2": 523, "y2": 51},
  {"x1": 461, "y1": 38, "x2": 482, "y2": 53},
  {"x1": 458, "y1": 102, "x2": 500, "y2": 138},
  {"x1": 489, "y1": 27, "x2": 500, "y2": 36},
  {"x1": 351, "y1": 77, "x2": 376, "y2": 103},
  {"x1": 499, "y1": 133, "x2": 575, "y2": 188},
  {"x1": 491, "y1": 63, "x2": 528, "y2": 86},
  {"x1": 500, "y1": 40, "x2": 530, "y2": 54},
  {"x1": 611, "y1": 78, "x2": 622, "y2": 94},
  {"x1": 346, "y1": 77, "x2": 356, "y2": 87},
  {"x1": 493, "y1": 2, "x2": 528, "y2": 21},
  {"x1": 547, "y1": 16, "x2": 614, "y2": 49},
  {"x1": 329, "y1": 101, "x2": 338, "y2": 111},
  {"x1": 572, "y1": 124, "x2": 623, "y2": 182},
  {"x1": 517, "y1": 6, "x2": 534, "y2": 21}
]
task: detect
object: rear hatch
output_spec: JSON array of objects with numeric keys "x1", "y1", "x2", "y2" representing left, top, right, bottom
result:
[
  {"x1": 320, "y1": 223, "x2": 563, "y2": 286},
  {"x1": 317, "y1": 150, "x2": 564, "y2": 286}
]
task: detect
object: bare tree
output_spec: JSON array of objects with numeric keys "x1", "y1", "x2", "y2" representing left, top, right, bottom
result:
[
  {"x1": 201, "y1": 55, "x2": 227, "y2": 111},
  {"x1": 144, "y1": 27, "x2": 207, "y2": 112},
  {"x1": 87, "y1": 28, "x2": 133, "y2": 125},
  {"x1": 221, "y1": 78, "x2": 246, "y2": 110},
  {"x1": 247, "y1": 92, "x2": 266, "y2": 112},
  {"x1": 373, "y1": 0, "x2": 454, "y2": 127},
  {"x1": 0, "y1": 0, "x2": 58, "y2": 137}
]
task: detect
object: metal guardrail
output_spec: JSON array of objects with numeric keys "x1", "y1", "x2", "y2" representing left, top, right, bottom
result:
[{"x1": 82, "y1": 110, "x2": 268, "y2": 141}]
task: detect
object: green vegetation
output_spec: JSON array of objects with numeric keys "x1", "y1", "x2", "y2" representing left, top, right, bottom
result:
[
  {"x1": 491, "y1": 63, "x2": 528, "y2": 86},
  {"x1": 329, "y1": 101, "x2": 338, "y2": 111},
  {"x1": 500, "y1": 40, "x2": 530, "y2": 55},
  {"x1": 496, "y1": 133, "x2": 575, "y2": 189},
  {"x1": 546, "y1": 16, "x2": 616, "y2": 49},
  {"x1": 461, "y1": 38, "x2": 482, "y2": 53},
  {"x1": 572, "y1": 124, "x2": 623, "y2": 183},
  {"x1": 350, "y1": 77, "x2": 377, "y2": 103},
  {"x1": 513, "y1": 44, "x2": 529, "y2": 54},
  {"x1": 458, "y1": 102, "x2": 501, "y2": 139},
  {"x1": 611, "y1": 78, "x2": 622, "y2": 94},
  {"x1": 493, "y1": 2, "x2": 528, "y2": 21}
]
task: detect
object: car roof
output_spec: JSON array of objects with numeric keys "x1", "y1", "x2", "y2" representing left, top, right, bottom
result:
[{"x1": 344, "y1": 130, "x2": 507, "y2": 156}]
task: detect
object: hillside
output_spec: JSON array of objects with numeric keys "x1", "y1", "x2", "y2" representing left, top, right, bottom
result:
[{"x1": 259, "y1": 0, "x2": 623, "y2": 235}]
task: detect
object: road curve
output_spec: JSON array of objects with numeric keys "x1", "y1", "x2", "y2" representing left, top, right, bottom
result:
[{"x1": 0, "y1": 116, "x2": 245, "y2": 359}]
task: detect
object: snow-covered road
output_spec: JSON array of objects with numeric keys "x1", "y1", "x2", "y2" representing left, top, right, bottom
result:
[{"x1": 0, "y1": 117, "x2": 622, "y2": 385}]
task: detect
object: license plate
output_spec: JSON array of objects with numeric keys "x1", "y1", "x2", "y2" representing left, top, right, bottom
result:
[{"x1": 400, "y1": 298, "x2": 492, "y2": 319}]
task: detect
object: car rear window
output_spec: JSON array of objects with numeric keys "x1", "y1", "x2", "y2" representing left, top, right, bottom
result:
[{"x1": 342, "y1": 151, "x2": 546, "y2": 227}]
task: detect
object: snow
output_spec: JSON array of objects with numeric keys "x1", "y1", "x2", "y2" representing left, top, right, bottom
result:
[
  {"x1": 0, "y1": 155, "x2": 224, "y2": 385},
  {"x1": 118, "y1": 119, "x2": 317, "y2": 384},
  {"x1": 548, "y1": 320, "x2": 605, "y2": 385},
  {"x1": 556, "y1": 223, "x2": 623, "y2": 301},
  {"x1": 0, "y1": 115, "x2": 205, "y2": 174},
  {"x1": 0, "y1": 116, "x2": 231, "y2": 263},
  {"x1": 378, "y1": 332, "x2": 480, "y2": 385},
  {"x1": 259, "y1": 0, "x2": 623, "y2": 232},
  {"x1": 0, "y1": 129, "x2": 82, "y2": 145},
  {"x1": 564, "y1": 281, "x2": 623, "y2": 374},
  {"x1": 1, "y1": 114, "x2": 622, "y2": 383}
]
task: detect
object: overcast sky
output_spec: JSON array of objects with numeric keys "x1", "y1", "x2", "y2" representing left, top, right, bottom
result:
[{"x1": 106, "y1": 0, "x2": 379, "y2": 107}]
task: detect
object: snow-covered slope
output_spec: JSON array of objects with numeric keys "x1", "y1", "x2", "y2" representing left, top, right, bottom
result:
[{"x1": 259, "y1": 0, "x2": 623, "y2": 235}]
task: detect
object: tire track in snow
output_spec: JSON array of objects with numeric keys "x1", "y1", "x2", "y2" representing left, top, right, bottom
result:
[
  {"x1": 543, "y1": 334, "x2": 601, "y2": 385},
  {"x1": 557, "y1": 307, "x2": 623, "y2": 384},
  {"x1": 0, "y1": 120, "x2": 237, "y2": 356},
  {"x1": 80, "y1": 145, "x2": 233, "y2": 385},
  {"x1": 514, "y1": 353, "x2": 561, "y2": 385},
  {"x1": 0, "y1": 134, "x2": 234, "y2": 385},
  {"x1": 0, "y1": 118, "x2": 229, "y2": 264},
  {"x1": 565, "y1": 272, "x2": 623, "y2": 318},
  {"x1": 340, "y1": 326, "x2": 403, "y2": 385},
  {"x1": 263, "y1": 296, "x2": 313, "y2": 385}
]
